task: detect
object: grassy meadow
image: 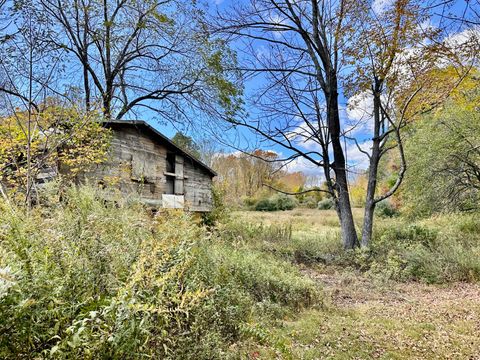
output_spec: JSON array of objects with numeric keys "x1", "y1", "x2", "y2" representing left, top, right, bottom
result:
[
  {"x1": 1, "y1": 187, "x2": 479, "y2": 359},
  {"x1": 228, "y1": 208, "x2": 480, "y2": 359}
]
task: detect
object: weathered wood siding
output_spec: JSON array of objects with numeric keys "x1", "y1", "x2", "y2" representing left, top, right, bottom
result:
[
  {"x1": 80, "y1": 124, "x2": 213, "y2": 211},
  {"x1": 184, "y1": 159, "x2": 213, "y2": 212}
]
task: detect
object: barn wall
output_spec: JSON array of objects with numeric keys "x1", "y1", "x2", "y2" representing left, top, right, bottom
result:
[
  {"x1": 81, "y1": 126, "x2": 167, "y2": 206},
  {"x1": 80, "y1": 125, "x2": 213, "y2": 211},
  {"x1": 184, "y1": 159, "x2": 213, "y2": 212}
]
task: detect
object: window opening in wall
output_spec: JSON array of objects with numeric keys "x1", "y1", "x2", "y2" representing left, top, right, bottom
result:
[
  {"x1": 166, "y1": 153, "x2": 175, "y2": 173},
  {"x1": 164, "y1": 153, "x2": 185, "y2": 196},
  {"x1": 165, "y1": 175, "x2": 175, "y2": 194},
  {"x1": 165, "y1": 152, "x2": 176, "y2": 194}
]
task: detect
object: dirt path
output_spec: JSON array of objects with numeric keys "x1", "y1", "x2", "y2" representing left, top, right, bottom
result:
[{"x1": 286, "y1": 265, "x2": 480, "y2": 359}]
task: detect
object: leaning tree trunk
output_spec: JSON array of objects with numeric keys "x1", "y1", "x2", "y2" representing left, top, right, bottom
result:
[
  {"x1": 327, "y1": 81, "x2": 359, "y2": 249},
  {"x1": 336, "y1": 170, "x2": 359, "y2": 249}
]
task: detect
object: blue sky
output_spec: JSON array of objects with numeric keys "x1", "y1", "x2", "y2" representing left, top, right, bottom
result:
[
  {"x1": 1, "y1": 0, "x2": 475, "y2": 180},
  {"x1": 2, "y1": 0, "x2": 475, "y2": 177},
  {"x1": 150, "y1": 0, "x2": 478, "y2": 175}
]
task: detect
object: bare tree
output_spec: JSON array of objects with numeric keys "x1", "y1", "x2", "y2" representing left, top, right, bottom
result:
[
  {"x1": 212, "y1": 0, "x2": 363, "y2": 249},
  {"x1": 355, "y1": 0, "x2": 479, "y2": 245},
  {"x1": 349, "y1": 0, "x2": 432, "y2": 246},
  {"x1": 35, "y1": 0, "x2": 241, "y2": 122},
  {"x1": 0, "y1": 0, "x2": 242, "y2": 204},
  {"x1": 0, "y1": 0, "x2": 59, "y2": 207},
  {"x1": 211, "y1": 0, "x2": 478, "y2": 249},
  {"x1": 0, "y1": 1, "x2": 111, "y2": 206}
]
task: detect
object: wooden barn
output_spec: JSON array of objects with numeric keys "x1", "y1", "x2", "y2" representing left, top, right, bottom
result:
[{"x1": 81, "y1": 120, "x2": 216, "y2": 212}]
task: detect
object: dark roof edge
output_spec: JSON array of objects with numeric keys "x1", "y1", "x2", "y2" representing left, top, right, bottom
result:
[{"x1": 103, "y1": 120, "x2": 217, "y2": 177}]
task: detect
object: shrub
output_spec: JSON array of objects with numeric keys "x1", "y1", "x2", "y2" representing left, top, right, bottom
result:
[
  {"x1": 254, "y1": 194, "x2": 297, "y2": 211},
  {"x1": 375, "y1": 200, "x2": 398, "y2": 218},
  {"x1": 0, "y1": 188, "x2": 203, "y2": 358},
  {"x1": 0, "y1": 186, "x2": 151, "y2": 358},
  {"x1": 377, "y1": 224, "x2": 438, "y2": 248},
  {"x1": 255, "y1": 197, "x2": 277, "y2": 211},
  {"x1": 55, "y1": 211, "x2": 218, "y2": 359},
  {"x1": 339, "y1": 215, "x2": 480, "y2": 284},
  {"x1": 302, "y1": 197, "x2": 318, "y2": 209},
  {"x1": 291, "y1": 231, "x2": 342, "y2": 264},
  {"x1": 242, "y1": 196, "x2": 257, "y2": 208},
  {"x1": 454, "y1": 214, "x2": 480, "y2": 234},
  {"x1": 273, "y1": 194, "x2": 297, "y2": 210},
  {"x1": 193, "y1": 243, "x2": 321, "y2": 311},
  {"x1": 317, "y1": 198, "x2": 334, "y2": 210},
  {"x1": 202, "y1": 183, "x2": 229, "y2": 227}
]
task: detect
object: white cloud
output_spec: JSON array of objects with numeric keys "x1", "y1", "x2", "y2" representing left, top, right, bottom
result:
[
  {"x1": 444, "y1": 27, "x2": 480, "y2": 48},
  {"x1": 344, "y1": 140, "x2": 372, "y2": 171},
  {"x1": 282, "y1": 104, "x2": 373, "y2": 173},
  {"x1": 255, "y1": 45, "x2": 269, "y2": 63},
  {"x1": 346, "y1": 96, "x2": 369, "y2": 122},
  {"x1": 285, "y1": 156, "x2": 324, "y2": 176},
  {"x1": 269, "y1": 13, "x2": 287, "y2": 26},
  {"x1": 442, "y1": 27, "x2": 480, "y2": 66},
  {"x1": 345, "y1": 92, "x2": 375, "y2": 135},
  {"x1": 372, "y1": 0, "x2": 394, "y2": 15},
  {"x1": 285, "y1": 139, "x2": 371, "y2": 174},
  {"x1": 286, "y1": 119, "x2": 323, "y2": 152},
  {"x1": 398, "y1": 28, "x2": 480, "y2": 78},
  {"x1": 268, "y1": 13, "x2": 290, "y2": 38}
]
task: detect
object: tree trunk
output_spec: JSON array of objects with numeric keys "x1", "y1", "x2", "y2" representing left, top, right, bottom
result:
[
  {"x1": 327, "y1": 78, "x2": 359, "y2": 249},
  {"x1": 361, "y1": 80, "x2": 382, "y2": 247},
  {"x1": 361, "y1": 159, "x2": 378, "y2": 247},
  {"x1": 336, "y1": 179, "x2": 359, "y2": 249},
  {"x1": 82, "y1": 55, "x2": 90, "y2": 111},
  {"x1": 103, "y1": 94, "x2": 112, "y2": 119}
]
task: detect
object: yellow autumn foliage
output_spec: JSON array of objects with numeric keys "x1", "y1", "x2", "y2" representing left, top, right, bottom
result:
[
  {"x1": 0, "y1": 104, "x2": 111, "y2": 192},
  {"x1": 349, "y1": 174, "x2": 368, "y2": 207}
]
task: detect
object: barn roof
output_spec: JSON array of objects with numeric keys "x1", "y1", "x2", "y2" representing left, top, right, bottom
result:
[{"x1": 104, "y1": 120, "x2": 217, "y2": 177}]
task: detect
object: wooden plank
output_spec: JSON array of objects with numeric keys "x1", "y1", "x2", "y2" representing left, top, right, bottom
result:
[
  {"x1": 162, "y1": 194, "x2": 185, "y2": 208},
  {"x1": 174, "y1": 155, "x2": 184, "y2": 194},
  {"x1": 183, "y1": 159, "x2": 213, "y2": 211}
]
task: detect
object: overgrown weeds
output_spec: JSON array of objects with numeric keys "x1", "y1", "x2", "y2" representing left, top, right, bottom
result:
[
  {"x1": 336, "y1": 214, "x2": 480, "y2": 283},
  {"x1": 219, "y1": 217, "x2": 341, "y2": 265},
  {"x1": 0, "y1": 185, "x2": 321, "y2": 359},
  {"x1": 232, "y1": 209, "x2": 480, "y2": 284}
]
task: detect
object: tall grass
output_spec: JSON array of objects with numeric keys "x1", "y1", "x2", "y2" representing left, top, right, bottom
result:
[
  {"x1": 233, "y1": 209, "x2": 480, "y2": 284},
  {"x1": 337, "y1": 213, "x2": 480, "y2": 283},
  {"x1": 221, "y1": 214, "x2": 342, "y2": 264},
  {"x1": 0, "y1": 185, "x2": 321, "y2": 359}
]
